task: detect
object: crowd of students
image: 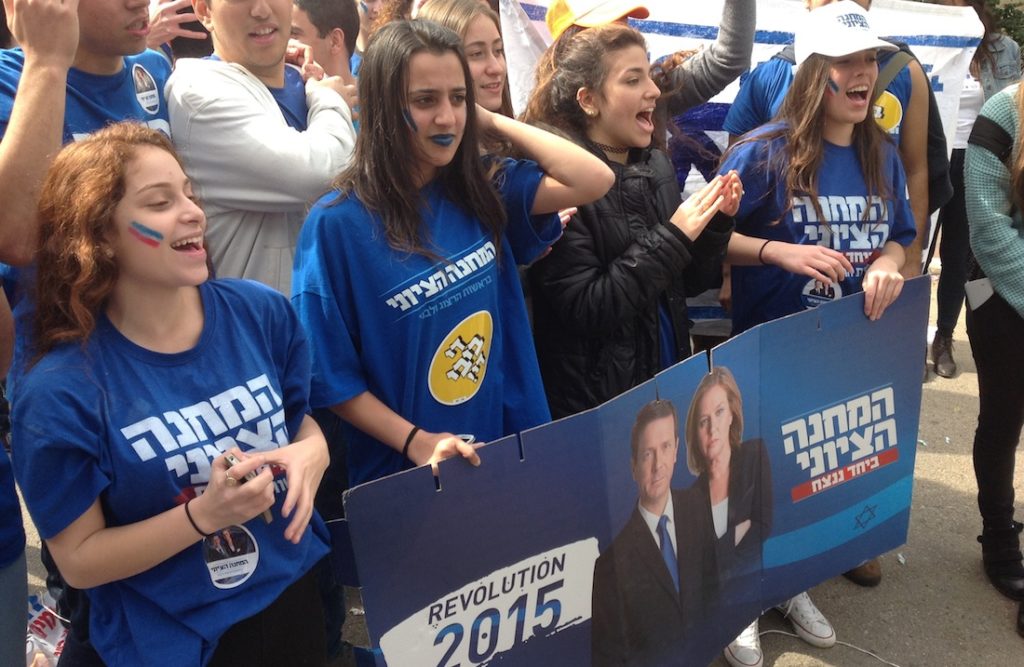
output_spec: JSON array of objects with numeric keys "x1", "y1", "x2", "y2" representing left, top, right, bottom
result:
[{"x1": 0, "y1": 0, "x2": 1021, "y2": 665}]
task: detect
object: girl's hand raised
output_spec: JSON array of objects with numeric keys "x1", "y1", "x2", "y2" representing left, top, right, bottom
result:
[
  {"x1": 671, "y1": 176, "x2": 726, "y2": 240},
  {"x1": 719, "y1": 170, "x2": 743, "y2": 217},
  {"x1": 475, "y1": 104, "x2": 497, "y2": 135}
]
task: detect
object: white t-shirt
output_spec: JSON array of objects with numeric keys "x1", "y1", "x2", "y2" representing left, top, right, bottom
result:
[{"x1": 955, "y1": 72, "x2": 985, "y2": 149}]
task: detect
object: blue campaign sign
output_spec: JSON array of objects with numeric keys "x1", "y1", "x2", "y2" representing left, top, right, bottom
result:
[{"x1": 341, "y1": 276, "x2": 929, "y2": 666}]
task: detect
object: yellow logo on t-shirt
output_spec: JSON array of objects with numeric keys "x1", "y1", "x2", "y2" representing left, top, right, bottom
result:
[
  {"x1": 872, "y1": 90, "x2": 904, "y2": 134},
  {"x1": 428, "y1": 310, "x2": 493, "y2": 406}
]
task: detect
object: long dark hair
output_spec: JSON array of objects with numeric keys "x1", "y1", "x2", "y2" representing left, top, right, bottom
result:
[
  {"x1": 965, "y1": 0, "x2": 1000, "y2": 76},
  {"x1": 522, "y1": 24, "x2": 648, "y2": 143},
  {"x1": 333, "y1": 19, "x2": 505, "y2": 260},
  {"x1": 723, "y1": 52, "x2": 893, "y2": 225}
]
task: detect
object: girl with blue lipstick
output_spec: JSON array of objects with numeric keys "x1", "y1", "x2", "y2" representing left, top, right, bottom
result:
[{"x1": 291, "y1": 19, "x2": 613, "y2": 486}]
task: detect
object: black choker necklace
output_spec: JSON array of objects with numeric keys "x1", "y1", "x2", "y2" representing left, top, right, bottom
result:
[{"x1": 591, "y1": 140, "x2": 629, "y2": 154}]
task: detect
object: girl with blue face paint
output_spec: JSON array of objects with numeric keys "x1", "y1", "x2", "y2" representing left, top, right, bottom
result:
[
  {"x1": 291, "y1": 20, "x2": 613, "y2": 487},
  {"x1": 15, "y1": 123, "x2": 334, "y2": 666},
  {"x1": 721, "y1": 1, "x2": 912, "y2": 331},
  {"x1": 716, "y1": 4, "x2": 916, "y2": 661}
]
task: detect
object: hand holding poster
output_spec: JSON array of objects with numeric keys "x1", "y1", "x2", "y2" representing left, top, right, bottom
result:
[{"x1": 339, "y1": 277, "x2": 930, "y2": 666}]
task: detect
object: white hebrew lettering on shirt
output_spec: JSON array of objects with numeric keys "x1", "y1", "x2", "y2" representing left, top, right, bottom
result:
[
  {"x1": 385, "y1": 241, "x2": 497, "y2": 312},
  {"x1": 119, "y1": 374, "x2": 288, "y2": 487},
  {"x1": 790, "y1": 195, "x2": 890, "y2": 251}
]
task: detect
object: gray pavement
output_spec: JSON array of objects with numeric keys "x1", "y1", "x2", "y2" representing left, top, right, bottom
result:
[{"x1": 20, "y1": 271, "x2": 1024, "y2": 666}]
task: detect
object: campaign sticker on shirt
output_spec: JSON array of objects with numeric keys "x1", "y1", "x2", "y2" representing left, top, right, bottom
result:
[
  {"x1": 800, "y1": 280, "x2": 843, "y2": 310},
  {"x1": 428, "y1": 310, "x2": 493, "y2": 406},
  {"x1": 132, "y1": 64, "x2": 160, "y2": 115},
  {"x1": 203, "y1": 524, "x2": 259, "y2": 589},
  {"x1": 872, "y1": 90, "x2": 904, "y2": 135}
]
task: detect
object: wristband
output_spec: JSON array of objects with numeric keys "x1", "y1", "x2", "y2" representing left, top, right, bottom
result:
[
  {"x1": 402, "y1": 425, "x2": 421, "y2": 459},
  {"x1": 758, "y1": 239, "x2": 773, "y2": 265},
  {"x1": 184, "y1": 499, "x2": 212, "y2": 537}
]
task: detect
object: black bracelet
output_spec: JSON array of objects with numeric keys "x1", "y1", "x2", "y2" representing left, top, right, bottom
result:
[
  {"x1": 758, "y1": 239, "x2": 773, "y2": 265},
  {"x1": 184, "y1": 499, "x2": 212, "y2": 537},
  {"x1": 402, "y1": 425, "x2": 421, "y2": 459}
]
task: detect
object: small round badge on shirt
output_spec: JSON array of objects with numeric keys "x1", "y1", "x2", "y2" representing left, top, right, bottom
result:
[
  {"x1": 132, "y1": 64, "x2": 160, "y2": 115},
  {"x1": 801, "y1": 279, "x2": 843, "y2": 310},
  {"x1": 202, "y1": 524, "x2": 259, "y2": 589},
  {"x1": 428, "y1": 310, "x2": 493, "y2": 406}
]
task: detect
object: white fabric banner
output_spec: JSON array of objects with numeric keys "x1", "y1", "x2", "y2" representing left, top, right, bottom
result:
[{"x1": 501, "y1": 0, "x2": 984, "y2": 173}]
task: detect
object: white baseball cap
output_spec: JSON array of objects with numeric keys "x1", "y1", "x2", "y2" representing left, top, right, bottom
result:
[{"x1": 794, "y1": 1, "x2": 897, "y2": 66}]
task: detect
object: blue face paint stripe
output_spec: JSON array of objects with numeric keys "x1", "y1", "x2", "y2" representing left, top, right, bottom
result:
[
  {"x1": 130, "y1": 220, "x2": 164, "y2": 241},
  {"x1": 402, "y1": 109, "x2": 418, "y2": 132},
  {"x1": 827, "y1": 78, "x2": 840, "y2": 93}
]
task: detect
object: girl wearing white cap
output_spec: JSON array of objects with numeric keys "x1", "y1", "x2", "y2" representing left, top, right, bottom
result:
[{"x1": 716, "y1": 2, "x2": 916, "y2": 664}]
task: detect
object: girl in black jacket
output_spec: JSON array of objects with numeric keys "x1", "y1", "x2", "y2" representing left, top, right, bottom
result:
[{"x1": 522, "y1": 24, "x2": 739, "y2": 419}]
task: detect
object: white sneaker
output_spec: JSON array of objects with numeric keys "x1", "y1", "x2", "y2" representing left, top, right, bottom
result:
[
  {"x1": 723, "y1": 619, "x2": 763, "y2": 667},
  {"x1": 775, "y1": 592, "x2": 836, "y2": 648}
]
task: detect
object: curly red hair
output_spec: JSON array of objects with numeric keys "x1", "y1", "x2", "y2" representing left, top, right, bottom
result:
[{"x1": 31, "y1": 123, "x2": 185, "y2": 364}]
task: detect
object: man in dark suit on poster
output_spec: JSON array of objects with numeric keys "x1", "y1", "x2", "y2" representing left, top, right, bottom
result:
[{"x1": 591, "y1": 399, "x2": 715, "y2": 666}]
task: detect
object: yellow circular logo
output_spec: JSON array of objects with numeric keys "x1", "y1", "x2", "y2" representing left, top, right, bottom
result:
[
  {"x1": 428, "y1": 310, "x2": 493, "y2": 406},
  {"x1": 872, "y1": 91, "x2": 904, "y2": 134}
]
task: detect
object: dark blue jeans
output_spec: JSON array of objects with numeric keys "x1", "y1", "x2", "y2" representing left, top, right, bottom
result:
[{"x1": 936, "y1": 149, "x2": 969, "y2": 338}]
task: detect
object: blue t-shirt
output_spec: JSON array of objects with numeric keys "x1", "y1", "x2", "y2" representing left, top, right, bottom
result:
[
  {"x1": 268, "y1": 65, "x2": 309, "y2": 130},
  {"x1": 723, "y1": 49, "x2": 913, "y2": 145},
  {"x1": 292, "y1": 159, "x2": 558, "y2": 485},
  {"x1": 11, "y1": 279, "x2": 329, "y2": 667},
  {"x1": 0, "y1": 49, "x2": 172, "y2": 572},
  {"x1": 206, "y1": 56, "x2": 309, "y2": 131},
  {"x1": 2, "y1": 48, "x2": 174, "y2": 395},
  {"x1": 719, "y1": 126, "x2": 916, "y2": 334},
  {"x1": 0, "y1": 48, "x2": 171, "y2": 141}
]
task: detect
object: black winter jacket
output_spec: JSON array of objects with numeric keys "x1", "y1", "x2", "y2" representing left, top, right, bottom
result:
[{"x1": 529, "y1": 145, "x2": 733, "y2": 419}]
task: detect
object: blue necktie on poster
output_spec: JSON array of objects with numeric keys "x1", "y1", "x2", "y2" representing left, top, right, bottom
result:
[{"x1": 658, "y1": 515, "x2": 679, "y2": 593}]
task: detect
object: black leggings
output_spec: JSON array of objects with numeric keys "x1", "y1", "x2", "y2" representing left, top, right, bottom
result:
[
  {"x1": 58, "y1": 565, "x2": 327, "y2": 667},
  {"x1": 966, "y1": 291, "x2": 1024, "y2": 529},
  {"x1": 936, "y1": 149, "x2": 970, "y2": 337},
  {"x1": 209, "y1": 564, "x2": 327, "y2": 667}
]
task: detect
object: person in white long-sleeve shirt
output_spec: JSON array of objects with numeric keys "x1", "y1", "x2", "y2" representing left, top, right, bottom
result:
[{"x1": 166, "y1": 0, "x2": 356, "y2": 294}]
